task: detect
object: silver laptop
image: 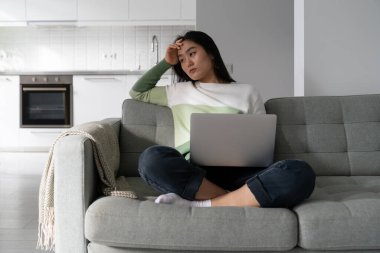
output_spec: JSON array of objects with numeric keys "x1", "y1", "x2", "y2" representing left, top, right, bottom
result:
[{"x1": 190, "y1": 113, "x2": 277, "y2": 167}]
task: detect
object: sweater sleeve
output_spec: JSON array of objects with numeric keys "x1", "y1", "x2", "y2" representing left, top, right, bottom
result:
[{"x1": 129, "y1": 59, "x2": 171, "y2": 106}]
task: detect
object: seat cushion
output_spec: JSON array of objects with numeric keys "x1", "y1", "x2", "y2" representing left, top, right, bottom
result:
[
  {"x1": 294, "y1": 176, "x2": 380, "y2": 250},
  {"x1": 85, "y1": 178, "x2": 298, "y2": 252}
]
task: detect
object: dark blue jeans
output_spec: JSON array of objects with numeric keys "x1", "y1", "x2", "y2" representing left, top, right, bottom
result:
[{"x1": 138, "y1": 145, "x2": 316, "y2": 208}]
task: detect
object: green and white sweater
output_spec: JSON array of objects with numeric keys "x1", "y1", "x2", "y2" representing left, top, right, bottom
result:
[{"x1": 129, "y1": 59, "x2": 266, "y2": 156}]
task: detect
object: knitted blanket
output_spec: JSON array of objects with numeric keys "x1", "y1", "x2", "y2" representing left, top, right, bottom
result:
[{"x1": 37, "y1": 121, "x2": 137, "y2": 251}]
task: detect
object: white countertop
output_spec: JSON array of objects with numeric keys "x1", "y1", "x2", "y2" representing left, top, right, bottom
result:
[
  {"x1": 0, "y1": 69, "x2": 173, "y2": 76},
  {"x1": 1, "y1": 70, "x2": 145, "y2": 75}
]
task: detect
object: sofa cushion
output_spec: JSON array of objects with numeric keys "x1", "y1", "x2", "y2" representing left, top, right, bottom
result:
[
  {"x1": 85, "y1": 179, "x2": 298, "y2": 252},
  {"x1": 294, "y1": 176, "x2": 380, "y2": 250},
  {"x1": 119, "y1": 100, "x2": 174, "y2": 177},
  {"x1": 265, "y1": 94, "x2": 380, "y2": 176}
]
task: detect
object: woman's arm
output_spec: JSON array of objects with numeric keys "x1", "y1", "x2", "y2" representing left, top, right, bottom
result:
[
  {"x1": 129, "y1": 59, "x2": 171, "y2": 106},
  {"x1": 130, "y1": 39, "x2": 183, "y2": 106}
]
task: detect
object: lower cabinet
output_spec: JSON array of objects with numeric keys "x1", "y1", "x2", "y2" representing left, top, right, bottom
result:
[
  {"x1": 73, "y1": 74, "x2": 172, "y2": 125},
  {"x1": 73, "y1": 75, "x2": 129, "y2": 125},
  {"x1": 0, "y1": 76, "x2": 20, "y2": 147}
]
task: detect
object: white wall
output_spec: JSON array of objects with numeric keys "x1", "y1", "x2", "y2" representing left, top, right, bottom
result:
[
  {"x1": 196, "y1": 0, "x2": 294, "y2": 101},
  {"x1": 0, "y1": 25, "x2": 194, "y2": 71},
  {"x1": 305, "y1": 0, "x2": 380, "y2": 96}
]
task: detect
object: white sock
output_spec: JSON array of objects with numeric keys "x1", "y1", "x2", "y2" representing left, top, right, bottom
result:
[{"x1": 155, "y1": 193, "x2": 211, "y2": 207}]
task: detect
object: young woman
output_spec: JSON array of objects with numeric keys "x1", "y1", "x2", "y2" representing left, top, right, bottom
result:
[{"x1": 130, "y1": 31, "x2": 315, "y2": 208}]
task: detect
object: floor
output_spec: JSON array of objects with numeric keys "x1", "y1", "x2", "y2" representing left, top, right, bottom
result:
[{"x1": 0, "y1": 152, "x2": 47, "y2": 253}]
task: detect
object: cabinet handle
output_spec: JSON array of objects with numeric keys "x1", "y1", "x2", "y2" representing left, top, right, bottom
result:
[
  {"x1": 84, "y1": 77, "x2": 120, "y2": 82},
  {"x1": 0, "y1": 77, "x2": 12, "y2": 82}
]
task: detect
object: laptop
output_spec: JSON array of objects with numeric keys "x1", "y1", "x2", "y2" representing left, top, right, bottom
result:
[{"x1": 190, "y1": 113, "x2": 277, "y2": 167}]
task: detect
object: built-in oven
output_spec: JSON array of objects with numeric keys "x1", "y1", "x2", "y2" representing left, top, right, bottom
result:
[{"x1": 20, "y1": 75, "x2": 73, "y2": 128}]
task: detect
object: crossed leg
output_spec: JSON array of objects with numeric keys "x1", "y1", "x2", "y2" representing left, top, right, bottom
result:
[{"x1": 195, "y1": 178, "x2": 260, "y2": 207}]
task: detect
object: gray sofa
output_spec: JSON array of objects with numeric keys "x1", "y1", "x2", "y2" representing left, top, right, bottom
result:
[{"x1": 54, "y1": 94, "x2": 380, "y2": 253}]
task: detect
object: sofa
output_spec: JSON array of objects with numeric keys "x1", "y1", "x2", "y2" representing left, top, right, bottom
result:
[{"x1": 54, "y1": 94, "x2": 380, "y2": 253}]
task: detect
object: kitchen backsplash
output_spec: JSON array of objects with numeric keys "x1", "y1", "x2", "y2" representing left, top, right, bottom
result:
[{"x1": 0, "y1": 25, "x2": 194, "y2": 72}]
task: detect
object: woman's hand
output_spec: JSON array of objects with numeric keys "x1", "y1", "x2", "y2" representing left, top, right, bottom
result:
[{"x1": 165, "y1": 39, "x2": 183, "y2": 65}]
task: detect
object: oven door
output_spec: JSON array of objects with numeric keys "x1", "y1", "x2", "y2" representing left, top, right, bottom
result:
[{"x1": 21, "y1": 84, "x2": 72, "y2": 128}]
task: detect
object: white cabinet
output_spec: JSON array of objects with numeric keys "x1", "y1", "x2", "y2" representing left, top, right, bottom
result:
[
  {"x1": 26, "y1": 0, "x2": 77, "y2": 21},
  {"x1": 73, "y1": 76, "x2": 129, "y2": 125},
  {"x1": 73, "y1": 74, "x2": 172, "y2": 125},
  {"x1": 0, "y1": 0, "x2": 26, "y2": 26},
  {"x1": 129, "y1": 0, "x2": 181, "y2": 20},
  {"x1": 0, "y1": 0, "x2": 26, "y2": 22},
  {"x1": 18, "y1": 129, "x2": 64, "y2": 147},
  {"x1": 129, "y1": 0, "x2": 195, "y2": 25},
  {"x1": 0, "y1": 76, "x2": 20, "y2": 147},
  {"x1": 78, "y1": 0, "x2": 129, "y2": 21},
  {"x1": 181, "y1": 0, "x2": 196, "y2": 20},
  {"x1": 1, "y1": 0, "x2": 194, "y2": 26}
]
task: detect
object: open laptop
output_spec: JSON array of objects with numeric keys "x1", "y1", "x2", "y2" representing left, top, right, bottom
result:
[{"x1": 190, "y1": 113, "x2": 277, "y2": 167}]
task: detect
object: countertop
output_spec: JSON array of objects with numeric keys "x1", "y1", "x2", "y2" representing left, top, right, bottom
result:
[
  {"x1": 0, "y1": 70, "x2": 151, "y2": 76},
  {"x1": 0, "y1": 68, "x2": 174, "y2": 76}
]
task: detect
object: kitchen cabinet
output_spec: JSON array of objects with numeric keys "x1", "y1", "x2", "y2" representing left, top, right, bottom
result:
[
  {"x1": 0, "y1": 76, "x2": 20, "y2": 147},
  {"x1": 181, "y1": 0, "x2": 196, "y2": 20},
  {"x1": 73, "y1": 74, "x2": 172, "y2": 125},
  {"x1": 1, "y1": 0, "x2": 194, "y2": 26},
  {"x1": 18, "y1": 129, "x2": 64, "y2": 147},
  {"x1": 0, "y1": 0, "x2": 26, "y2": 22},
  {"x1": 26, "y1": 0, "x2": 77, "y2": 21},
  {"x1": 0, "y1": 0, "x2": 26, "y2": 26},
  {"x1": 128, "y1": 0, "x2": 195, "y2": 25},
  {"x1": 78, "y1": 0, "x2": 129, "y2": 21},
  {"x1": 73, "y1": 75, "x2": 129, "y2": 125},
  {"x1": 129, "y1": 0, "x2": 181, "y2": 20}
]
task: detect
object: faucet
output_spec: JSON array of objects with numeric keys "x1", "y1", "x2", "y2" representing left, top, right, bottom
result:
[{"x1": 152, "y1": 35, "x2": 159, "y2": 65}]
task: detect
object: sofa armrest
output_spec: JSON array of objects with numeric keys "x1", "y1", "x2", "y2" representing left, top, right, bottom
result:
[
  {"x1": 54, "y1": 119, "x2": 121, "y2": 253},
  {"x1": 54, "y1": 136, "x2": 96, "y2": 253}
]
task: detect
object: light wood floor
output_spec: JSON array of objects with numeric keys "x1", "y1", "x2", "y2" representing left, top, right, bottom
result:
[{"x1": 0, "y1": 173, "x2": 41, "y2": 253}]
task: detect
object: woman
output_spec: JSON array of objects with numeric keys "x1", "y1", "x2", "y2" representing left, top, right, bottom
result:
[{"x1": 130, "y1": 30, "x2": 315, "y2": 208}]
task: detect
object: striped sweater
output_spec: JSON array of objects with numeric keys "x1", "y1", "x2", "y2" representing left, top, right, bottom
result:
[{"x1": 129, "y1": 59, "x2": 266, "y2": 156}]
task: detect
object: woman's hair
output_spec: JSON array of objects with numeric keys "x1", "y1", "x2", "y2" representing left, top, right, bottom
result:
[{"x1": 172, "y1": 30, "x2": 235, "y2": 83}]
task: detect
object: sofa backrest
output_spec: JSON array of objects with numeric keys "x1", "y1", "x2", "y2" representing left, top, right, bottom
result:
[
  {"x1": 265, "y1": 94, "x2": 380, "y2": 176},
  {"x1": 119, "y1": 99, "x2": 174, "y2": 176}
]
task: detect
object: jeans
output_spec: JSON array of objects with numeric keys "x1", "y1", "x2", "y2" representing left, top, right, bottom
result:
[{"x1": 138, "y1": 145, "x2": 316, "y2": 208}]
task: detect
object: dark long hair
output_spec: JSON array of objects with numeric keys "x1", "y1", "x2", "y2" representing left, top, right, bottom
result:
[{"x1": 172, "y1": 31, "x2": 235, "y2": 83}]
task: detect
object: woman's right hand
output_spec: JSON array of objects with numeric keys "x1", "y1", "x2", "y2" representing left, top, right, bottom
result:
[{"x1": 165, "y1": 39, "x2": 183, "y2": 65}]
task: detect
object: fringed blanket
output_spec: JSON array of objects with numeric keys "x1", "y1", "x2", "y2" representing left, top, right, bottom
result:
[{"x1": 37, "y1": 121, "x2": 137, "y2": 251}]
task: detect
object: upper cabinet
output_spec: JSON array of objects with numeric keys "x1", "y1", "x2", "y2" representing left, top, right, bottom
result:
[
  {"x1": 0, "y1": 0, "x2": 195, "y2": 26},
  {"x1": 78, "y1": 0, "x2": 129, "y2": 21},
  {"x1": 181, "y1": 0, "x2": 196, "y2": 20},
  {"x1": 129, "y1": 0, "x2": 181, "y2": 20},
  {"x1": 26, "y1": 0, "x2": 77, "y2": 21},
  {"x1": 0, "y1": 0, "x2": 26, "y2": 25},
  {"x1": 128, "y1": 0, "x2": 195, "y2": 24}
]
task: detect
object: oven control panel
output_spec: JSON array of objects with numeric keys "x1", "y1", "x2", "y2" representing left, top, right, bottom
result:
[{"x1": 20, "y1": 75, "x2": 72, "y2": 85}]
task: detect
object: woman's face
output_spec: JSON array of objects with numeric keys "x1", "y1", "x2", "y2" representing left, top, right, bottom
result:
[{"x1": 177, "y1": 40, "x2": 217, "y2": 83}]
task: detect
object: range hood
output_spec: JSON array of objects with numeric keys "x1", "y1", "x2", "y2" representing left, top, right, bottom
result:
[{"x1": 27, "y1": 20, "x2": 77, "y2": 27}]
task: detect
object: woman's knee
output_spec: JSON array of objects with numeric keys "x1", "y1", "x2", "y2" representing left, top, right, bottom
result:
[
  {"x1": 138, "y1": 145, "x2": 176, "y2": 179},
  {"x1": 137, "y1": 145, "x2": 205, "y2": 198},
  {"x1": 248, "y1": 159, "x2": 316, "y2": 208},
  {"x1": 278, "y1": 159, "x2": 316, "y2": 205}
]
